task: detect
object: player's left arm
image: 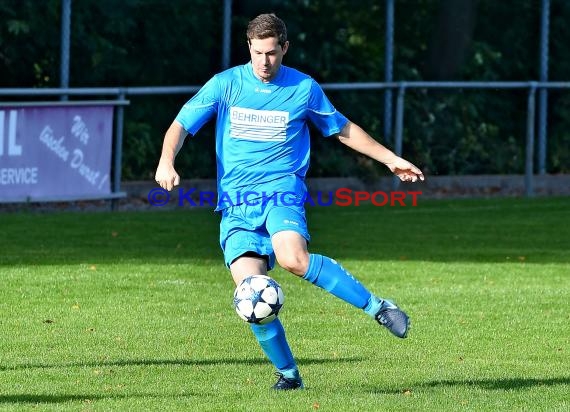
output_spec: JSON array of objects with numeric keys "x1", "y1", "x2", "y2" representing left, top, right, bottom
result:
[{"x1": 337, "y1": 120, "x2": 425, "y2": 182}]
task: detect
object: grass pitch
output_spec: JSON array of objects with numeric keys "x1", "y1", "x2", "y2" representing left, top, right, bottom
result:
[{"x1": 0, "y1": 197, "x2": 568, "y2": 411}]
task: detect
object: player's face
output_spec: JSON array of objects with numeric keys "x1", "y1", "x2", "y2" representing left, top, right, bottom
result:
[{"x1": 248, "y1": 37, "x2": 289, "y2": 83}]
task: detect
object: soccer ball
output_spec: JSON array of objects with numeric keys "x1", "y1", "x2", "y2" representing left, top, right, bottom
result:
[{"x1": 233, "y1": 275, "x2": 284, "y2": 324}]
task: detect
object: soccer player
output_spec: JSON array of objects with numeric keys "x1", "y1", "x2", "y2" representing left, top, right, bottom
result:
[{"x1": 155, "y1": 13, "x2": 424, "y2": 390}]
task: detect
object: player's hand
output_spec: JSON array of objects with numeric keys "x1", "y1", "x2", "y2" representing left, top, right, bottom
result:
[
  {"x1": 386, "y1": 157, "x2": 425, "y2": 183},
  {"x1": 155, "y1": 160, "x2": 180, "y2": 191}
]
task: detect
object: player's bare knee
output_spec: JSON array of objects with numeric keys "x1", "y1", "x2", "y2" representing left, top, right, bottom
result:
[{"x1": 276, "y1": 253, "x2": 309, "y2": 276}]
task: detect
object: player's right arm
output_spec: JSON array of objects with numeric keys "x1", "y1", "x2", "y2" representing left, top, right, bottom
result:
[
  {"x1": 155, "y1": 120, "x2": 189, "y2": 191},
  {"x1": 155, "y1": 74, "x2": 220, "y2": 190}
]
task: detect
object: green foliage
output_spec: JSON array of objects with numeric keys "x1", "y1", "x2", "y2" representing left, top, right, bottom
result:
[
  {"x1": 1, "y1": 0, "x2": 569, "y2": 178},
  {"x1": 404, "y1": 89, "x2": 525, "y2": 175},
  {"x1": 0, "y1": 0, "x2": 60, "y2": 87},
  {"x1": 550, "y1": 93, "x2": 570, "y2": 172}
]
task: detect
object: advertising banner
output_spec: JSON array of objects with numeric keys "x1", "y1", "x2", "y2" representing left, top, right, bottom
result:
[{"x1": 0, "y1": 103, "x2": 114, "y2": 202}]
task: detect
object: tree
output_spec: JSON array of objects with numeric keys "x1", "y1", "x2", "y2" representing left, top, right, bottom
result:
[
  {"x1": 423, "y1": 0, "x2": 479, "y2": 80},
  {"x1": 1, "y1": 0, "x2": 568, "y2": 178}
]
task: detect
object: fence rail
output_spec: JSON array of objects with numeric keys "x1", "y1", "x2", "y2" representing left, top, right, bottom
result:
[{"x1": 2, "y1": 80, "x2": 569, "y2": 199}]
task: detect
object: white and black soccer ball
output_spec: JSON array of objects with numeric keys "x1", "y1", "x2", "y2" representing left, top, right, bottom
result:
[{"x1": 233, "y1": 275, "x2": 284, "y2": 324}]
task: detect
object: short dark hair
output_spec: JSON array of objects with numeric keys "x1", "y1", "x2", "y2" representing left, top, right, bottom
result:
[{"x1": 246, "y1": 13, "x2": 287, "y2": 47}]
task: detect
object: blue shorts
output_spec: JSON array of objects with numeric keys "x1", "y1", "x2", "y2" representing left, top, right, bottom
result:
[{"x1": 219, "y1": 195, "x2": 310, "y2": 270}]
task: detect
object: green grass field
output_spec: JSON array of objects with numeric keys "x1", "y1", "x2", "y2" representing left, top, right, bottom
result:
[{"x1": 0, "y1": 197, "x2": 569, "y2": 411}]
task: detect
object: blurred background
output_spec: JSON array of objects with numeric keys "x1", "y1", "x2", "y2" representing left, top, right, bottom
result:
[{"x1": 1, "y1": 0, "x2": 568, "y2": 188}]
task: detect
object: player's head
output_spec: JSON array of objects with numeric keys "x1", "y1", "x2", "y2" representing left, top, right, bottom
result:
[
  {"x1": 247, "y1": 13, "x2": 288, "y2": 47},
  {"x1": 246, "y1": 13, "x2": 289, "y2": 83}
]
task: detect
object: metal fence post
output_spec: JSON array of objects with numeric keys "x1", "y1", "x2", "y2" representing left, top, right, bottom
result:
[
  {"x1": 538, "y1": 0, "x2": 550, "y2": 174},
  {"x1": 59, "y1": 0, "x2": 72, "y2": 101},
  {"x1": 384, "y1": 0, "x2": 395, "y2": 145},
  {"x1": 112, "y1": 89, "x2": 126, "y2": 210},
  {"x1": 525, "y1": 83, "x2": 537, "y2": 197},
  {"x1": 222, "y1": 0, "x2": 232, "y2": 70},
  {"x1": 392, "y1": 83, "x2": 406, "y2": 191}
]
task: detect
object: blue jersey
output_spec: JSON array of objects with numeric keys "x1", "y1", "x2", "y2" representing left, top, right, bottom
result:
[{"x1": 175, "y1": 62, "x2": 348, "y2": 210}]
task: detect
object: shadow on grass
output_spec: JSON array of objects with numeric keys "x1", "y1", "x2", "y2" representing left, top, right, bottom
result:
[
  {"x1": 0, "y1": 393, "x2": 192, "y2": 405},
  {"x1": 0, "y1": 355, "x2": 364, "y2": 371},
  {"x1": 0, "y1": 394, "x2": 123, "y2": 405},
  {"x1": 4, "y1": 376, "x2": 567, "y2": 405},
  {"x1": 424, "y1": 377, "x2": 570, "y2": 390},
  {"x1": 369, "y1": 376, "x2": 570, "y2": 394}
]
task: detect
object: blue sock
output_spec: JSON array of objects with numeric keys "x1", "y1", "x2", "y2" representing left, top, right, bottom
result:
[
  {"x1": 250, "y1": 318, "x2": 298, "y2": 378},
  {"x1": 363, "y1": 294, "x2": 384, "y2": 318},
  {"x1": 303, "y1": 254, "x2": 375, "y2": 310}
]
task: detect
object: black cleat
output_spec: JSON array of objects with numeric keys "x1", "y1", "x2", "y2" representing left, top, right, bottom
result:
[
  {"x1": 375, "y1": 299, "x2": 410, "y2": 338},
  {"x1": 272, "y1": 372, "x2": 304, "y2": 390}
]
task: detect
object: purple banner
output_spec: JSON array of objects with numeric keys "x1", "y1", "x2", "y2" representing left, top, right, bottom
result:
[{"x1": 0, "y1": 104, "x2": 114, "y2": 202}]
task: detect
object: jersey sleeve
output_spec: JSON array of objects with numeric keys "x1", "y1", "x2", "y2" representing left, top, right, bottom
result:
[
  {"x1": 175, "y1": 76, "x2": 220, "y2": 136},
  {"x1": 306, "y1": 79, "x2": 348, "y2": 137}
]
